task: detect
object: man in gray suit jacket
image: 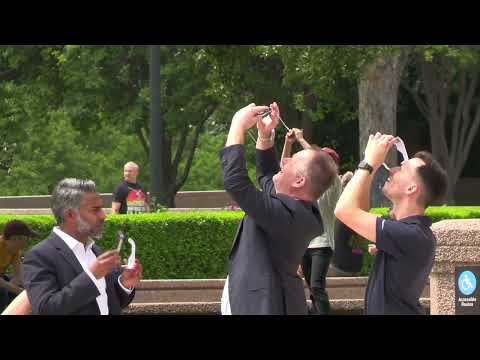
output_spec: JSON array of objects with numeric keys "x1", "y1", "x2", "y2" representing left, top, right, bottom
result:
[
  {"x1": 220, "y1": 102, "x2": 338, "y2": 315},
  {"x1": 22, "y1": 178, "x2": 143, "y2": 315}
]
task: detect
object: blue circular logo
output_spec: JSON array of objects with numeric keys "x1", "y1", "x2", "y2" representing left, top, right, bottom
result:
[{"x1": 458, "y1": 271, "x2": 477, "y2": 296}]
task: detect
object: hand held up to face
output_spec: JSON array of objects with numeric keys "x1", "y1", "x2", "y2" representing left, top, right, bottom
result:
[
  {"x1": 292, "y1": 128, "x2": 304, "y2": 141},
  {"x1": 285, "y1": 129, "x2": 296, "y2": 144},
  {"x1": 341, "y1": 171, "x2": 354, "y2": 187},
  {"x1": 89, "y1": 250, "x2": 121, "y2": 279},
  {"x1": 257, "y1": 102, "x2": 280, "y2": 136},
  {"x1": 364, "y1": 132, "x2": 398, "y2": 171},
  {"x1": 231, "y1": 103, "x2": 270, "y2": 132}
]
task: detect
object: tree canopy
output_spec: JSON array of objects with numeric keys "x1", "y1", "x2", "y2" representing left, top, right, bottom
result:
[{"x1": 2, "y1": 45, "x2": 480, "y2": 205}]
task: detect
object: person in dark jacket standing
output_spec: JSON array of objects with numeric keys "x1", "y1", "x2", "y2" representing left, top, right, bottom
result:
[
  {"x1": 22, "y1": 178, "x2": 143, "y2": 315},
  {"x1": 220, "y1": 102, "x2": 338, "y2": 315}
]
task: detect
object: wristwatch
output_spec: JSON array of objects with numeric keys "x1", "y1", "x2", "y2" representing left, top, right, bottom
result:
[{"x1": 357, "y1": 160, "x2": 374, "y2": 174}]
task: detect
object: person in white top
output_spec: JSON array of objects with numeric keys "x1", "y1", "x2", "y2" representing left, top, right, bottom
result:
[{"x1": 20, "y1": 178, "x2": 143, "y2": 315}]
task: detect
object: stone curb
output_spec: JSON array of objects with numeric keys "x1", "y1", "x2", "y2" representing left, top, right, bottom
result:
[{"x1": 122, "y1": 298, "x2": 431, "y2": 315}]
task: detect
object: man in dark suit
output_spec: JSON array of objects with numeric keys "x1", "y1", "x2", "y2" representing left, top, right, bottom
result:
[
  {"x1": 220, "y1": 102, "x2": 338, "y2": 315},
  {"x1": 22, "y1": 178, "x2": 143, "y2": 315}
]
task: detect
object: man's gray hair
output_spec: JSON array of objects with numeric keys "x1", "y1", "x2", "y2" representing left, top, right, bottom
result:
[{"x1": 51, "y1": 178, "x2": 97, "y2": 225}]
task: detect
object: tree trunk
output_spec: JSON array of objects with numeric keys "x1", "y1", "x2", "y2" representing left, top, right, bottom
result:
[
  {"x1": 149, "y1": 108, "x2": 213, "y2": 209},
  {"x1": 358, "y1": 48, "x2": 411, "y2": 208},
  {"x1": 301, "y1": 89, "x2": 316, "y2": 141},
  {"x1": 301, "y1": 116, "x2": 314, "y2": 143},
  {"x1": 403, "y1": 55, "x2": 480, "y2": 205},
  {"x1": 160, "y1": 189, "x2": 176, "y2": 208}
]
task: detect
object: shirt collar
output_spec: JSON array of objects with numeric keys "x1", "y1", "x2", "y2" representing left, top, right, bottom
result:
[
  {"x1": 53, "y1": 227, "x2": 95, "y2": 251},
  {"x1": 397, "y1": 215, "x2": 432, "y2": 227}
]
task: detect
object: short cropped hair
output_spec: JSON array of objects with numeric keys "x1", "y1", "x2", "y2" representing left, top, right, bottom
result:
[
  {"x1": 413, "y1": 151, "x2": 448, "y2": 207},
  {"x1": 305, "y1": 145, "x2": 338, "y2": 200},
  {"x1": 124, "y1": 161, "x2": 139, "y2": 170},
  {"x1": 51, "y1": 178, "x2": 97, "y2": 225}
]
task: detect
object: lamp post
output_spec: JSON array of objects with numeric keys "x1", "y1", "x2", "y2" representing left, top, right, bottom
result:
[{"x1": 149, "y1": 45, "x2": 164, "y2": 209}]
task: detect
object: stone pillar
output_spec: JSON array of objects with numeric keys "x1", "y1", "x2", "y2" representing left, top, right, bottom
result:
[{"x1": 431, "y1": 219, "x2": 480, "y2": 315}]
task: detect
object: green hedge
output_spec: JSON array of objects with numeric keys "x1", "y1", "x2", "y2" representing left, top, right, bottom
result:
[
  {"x1": 1, "y1": 206, "x2": 479, "y2": 279},
  {"x1": 0, "y1": 212, "x2": 243, "y2": 279}
]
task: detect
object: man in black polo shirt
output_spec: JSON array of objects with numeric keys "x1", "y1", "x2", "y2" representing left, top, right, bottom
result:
[
  {"x1": 335, "y1": 133, "x2": 448, "y2": 315},
  {"x1": 112, "y1": 161, "x2": 150, "y2": 215}
]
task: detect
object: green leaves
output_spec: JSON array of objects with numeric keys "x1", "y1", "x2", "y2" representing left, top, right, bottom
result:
[
  {"x1": 0, "y1": 45, "x2": 375, "y2": 197},
  {"x1": 3, "y1": 44, "x2": 477, "y2": 200}
]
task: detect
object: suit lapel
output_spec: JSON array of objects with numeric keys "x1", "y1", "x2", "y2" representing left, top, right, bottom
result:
[
  {"x1": 229, "y1": 217, "x2": 244, "y2": 258},
  {"x1": 48, "y1": 232, "x2": 84, "y2": 275},
  {"x1": 49, "y1": 233, "x2": 108, "y2": 315},
  {"x1": 91, "y1": 244, "x2": 103, "y2": 258}
]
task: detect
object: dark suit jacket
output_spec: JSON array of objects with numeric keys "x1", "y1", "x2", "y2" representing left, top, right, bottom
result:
[
  {"x1": 220, "y1": 144, "x2": 324, "y2": 315},
  {"x1": 22, "y1": 232, "x2": 135, "y2": 315}
]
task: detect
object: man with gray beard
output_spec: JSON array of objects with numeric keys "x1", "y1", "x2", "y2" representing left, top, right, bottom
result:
[{"x1": 22, "y1": 178, "x2": 143, "y2": 315}]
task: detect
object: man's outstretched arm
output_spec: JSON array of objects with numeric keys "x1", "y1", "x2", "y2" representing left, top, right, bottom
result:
[
  {"x1": 335, "y1": 133, "x2": 396, "y2": 242},
  {"x1": 280, "y1": 129, "x2": 296, "y2": 164},
  {"x1": 221, "y1": 103, "x2": 295, "y2": 233}
]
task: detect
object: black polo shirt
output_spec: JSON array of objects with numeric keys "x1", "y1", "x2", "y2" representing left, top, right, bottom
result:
[{"x1": 364, "y1": 215, "x2": 436, "y2": 315}]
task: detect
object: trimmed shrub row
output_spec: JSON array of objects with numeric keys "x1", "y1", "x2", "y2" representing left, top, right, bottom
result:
[{"x1": 1, "y1": 206, "x2": 479, "y2": 279}]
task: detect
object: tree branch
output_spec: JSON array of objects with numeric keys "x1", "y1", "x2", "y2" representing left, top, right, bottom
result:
[
  {"x1": 175, "y1": 119, "x2": 205, "y2": 193},
  {"x1": 172, "y1": 125, "x2": 189, "y2": 172},
  {"x1": 418, "y1": 56, "x2": 449, "y2": 167},
  {"x1": 420, "y1": 57, "x2": 440, "y2": 122},
  {"x1": 0, "y1": 69, "x2": 17, "y2": 82},
  {"x1": 174, "y1": 105, "x2": 217, "y2": 193},
  {"x1": 458, "y1": 71, "x2": 479, "y2": 158},
  {"x1": 435, "y1": 62, "x2": 451, "y2": 163},
  {"x1": 463, "y1": 71, "x2": 479, "y2": 115},
  {"x1": 437, "y1": 63, "x2": 453, "y2": 165},
  {"x1": 457, "y1": 102, "x2": 480, "y2": 180},
  {"x1": 401, "y1": 81, "x2": 430, "y2": 120},
  {"x1": 439, "y1": 59, "x2": 453, "y2": 126},
  {"x1": 136, "y1": 127, "x2": 149, "y2": 156},
  {"x1": 451, "y1": 69, "x2": 467, "y2": 164}
]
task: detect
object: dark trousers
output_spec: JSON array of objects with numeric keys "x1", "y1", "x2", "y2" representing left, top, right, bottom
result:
[
  {"x1": 302, "y1": 247, "x2": 333, "y2": 315},
  {"x1": 0, "y1": 275, "x2": 16, "y2": 313}
]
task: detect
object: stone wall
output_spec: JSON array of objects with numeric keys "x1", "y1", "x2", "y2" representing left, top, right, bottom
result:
[
  {"x1": 431, "y1": 219, "x2": 480, "y2": 315},
  {"x1": 0, "y1": 191, "x2": 233, "y2": 210},
  {"x1": 1, "y1": 177, "x2": 480, "y2": 210}
]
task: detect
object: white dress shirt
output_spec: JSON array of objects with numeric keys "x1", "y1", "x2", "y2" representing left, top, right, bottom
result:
[
  {"x1": 53, "y1": 227, "x2": 132, "y2": 315},
  {"x1": 221, "y1": 276, "x2": 231, "y2": 315}
]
